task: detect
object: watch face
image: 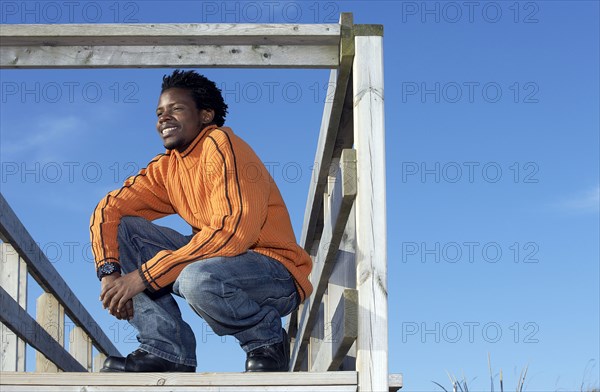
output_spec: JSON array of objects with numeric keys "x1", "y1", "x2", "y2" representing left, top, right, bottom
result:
[
  {"x1": 103, "y1": 264, "x2": 116, "y2": 274},
  {"x1": 98, "y1": 262, "x2": 119, "y2": 279}
]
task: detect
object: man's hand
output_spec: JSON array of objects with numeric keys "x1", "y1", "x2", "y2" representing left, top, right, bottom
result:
[{"x1": 100, "y1": 271, "x2": 145, "y2": 320}]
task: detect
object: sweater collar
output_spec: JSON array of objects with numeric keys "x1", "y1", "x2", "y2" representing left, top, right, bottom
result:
[{"x1": 169, "y1": 124, "x2": 218, "y2": 164}]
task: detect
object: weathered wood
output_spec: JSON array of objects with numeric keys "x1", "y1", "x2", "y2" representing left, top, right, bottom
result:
[
  {"x1": 69, "y1": 327, "x2": 92, "y2": 371},
  {"x1": 1, "y1": 45, "x2": 338, "y2": 69},
  {"x1": 329, "y1": 289, "x2": 358, "y2": 370},
  {"x1": 0, "y1": 243, "x2": 27, "y2": 371},
  {"x1": 330, "y1": 207, "x2": 357, "y2": 372},
  {"x1": 0, "y1": 371, "x2": 358, "y2": 386},
  {"x1": 389, "y1": 374, "x2": 403, "y2": 392},
  {"x1": 353, "y1": 35, "x2": 388, "y2": 392},
  {"x1": 299, "y1": 12, "x2": 355, "y2": 249},
  {"x1": 0, "y1": 287, "x2": 86, "y2": 372},
  {"x1": 310, "y1": 204, "x2": 356, "y2": 372},
  {"x1": 0, "y1": 193, "x2": 120, "y2": 357},
  {"x1": 290, "y1": 149, "x2": 357, "y2": 371},
  {"x1": 309, "y1": 292, "x2": 326, "y2": 367},
  {"x1": 36, "y1": 293, "x2": 65, "y2": 372},
  {"x1": 353, "y1": 24, "x2": 384, "y2": 36},
  {"x1": 311, "y1": 289, "x2": 358, "y2": 371},
  {"x1": 0, "y1": 387, "x2": 357, "y2": 392},
  {"x1": 92, "y1": 353, "x2": 106, "y2": 373},
  {"x1": 0, "y1": 23, "x2": 340, "y2": 46}
]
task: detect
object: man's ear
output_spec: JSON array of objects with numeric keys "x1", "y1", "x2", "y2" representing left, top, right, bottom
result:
[{"x1": 201, "y1": 109, "x2": 215, "y2": 124}]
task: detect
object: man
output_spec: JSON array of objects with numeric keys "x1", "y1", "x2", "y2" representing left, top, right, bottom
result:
[{"x1": 90, "y1": 70, "x2": 313, "y2": 373}]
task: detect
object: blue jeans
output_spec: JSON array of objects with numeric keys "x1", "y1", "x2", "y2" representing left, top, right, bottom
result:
[{"x1": 117, "y1": 216, "x2": 300, "y2": 367}]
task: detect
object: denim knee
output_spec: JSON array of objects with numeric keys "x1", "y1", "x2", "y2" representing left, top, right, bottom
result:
[{"x1": 176, "y1": 262, "x2": 217, "y2": 304}]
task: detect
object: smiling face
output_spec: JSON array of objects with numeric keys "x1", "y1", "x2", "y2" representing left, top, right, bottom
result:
[{"x1": 156, "y1": 88, "x2": 214, "y2": 152}]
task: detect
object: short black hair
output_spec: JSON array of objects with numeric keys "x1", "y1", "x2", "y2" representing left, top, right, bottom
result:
[{"x1": 161, "y1": 70, "x2": 228, "y2": 126}]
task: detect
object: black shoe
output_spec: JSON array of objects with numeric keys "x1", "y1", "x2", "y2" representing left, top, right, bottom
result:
[
  {"x1": 100, "y1": 349, "x2": 195, "y2": 372},
  {"x1": 245, "y1": 329, "x2": 290, "y2": 372}
]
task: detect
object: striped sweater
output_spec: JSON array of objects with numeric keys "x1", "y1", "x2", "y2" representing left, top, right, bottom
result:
[{"x1": 90, "y1": 125, "x2": 313, "y2": 302}]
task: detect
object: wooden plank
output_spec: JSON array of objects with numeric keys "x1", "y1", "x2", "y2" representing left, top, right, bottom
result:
[
  {"x1": 311, "y1": 289, "x2": 358, "y2": 372},
  {"x1": 309, "y1": 290, "x2": 326, "y2": 367},
  {"x1": 290, "y1": 149, "x2": 357, "y2": 371},
  {"x1": 92, "y1": 353, "x2": 106, "y2": 373},
  {"x1": 0, "y1": 243, "x2": 27, "y2": 371},
  {"x1": 0, "y1": 193, "x2": 120, "y2": 357},
  {"x1": 329, "y1": 290, "x2": 358, "y2": 371},
  {"x1": 0, "y1": 23, "x2": 340, "y2": 46},
  {"x1": 299, "y1": 12, "x2": 355, "y2": 248},
  {"x1": 17, "y1": 256, "x2": 27, "y2": 369},
  {"x1": 389, "y1": 374, "x2": 403, "y2": 392},
  {"x1": 0, "y1": 387, "x2": 357, "y2": 392},
  {"x1": 329, "y1": 207, "x2": 356, "y2": 372},
  {"x1": 1, "y1": 45, "x2": 338, "y2": 69},
  {"x1": 341, "y1": 342, "x2": 356, "y2": 371},
  {"x1": 310, "y1": 204, "x2": 356, "y2": 372},
  {"x1": 0, "y1": 287, "x2": 85, "y2": 372},
  {"x1": 36, "y1": 293, "x2": 65, "y2": 372},
  {"x1": 69, "y1": 327, "x2": 92, "y2": 371},
  {"x1": 0, "y1": 371, "x2": 358, "y2": 386},
  {"x1": 353, "y1": 35, "x2": 388, "y2": 392}
]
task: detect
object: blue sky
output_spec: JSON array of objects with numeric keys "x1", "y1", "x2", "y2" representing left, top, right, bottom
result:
[{"x1": 1, "y1": 1, "x2": 598, "y2": 391}]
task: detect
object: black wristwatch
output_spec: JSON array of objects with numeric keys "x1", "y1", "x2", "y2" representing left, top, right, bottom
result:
[{"x1": 97, "y1": 262, "x2": 122, "y2": 280}]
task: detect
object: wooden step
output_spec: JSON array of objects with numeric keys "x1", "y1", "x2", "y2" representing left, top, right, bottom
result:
[{"x1": 1, "y1": 372, "x2": 358, "y2": 391}]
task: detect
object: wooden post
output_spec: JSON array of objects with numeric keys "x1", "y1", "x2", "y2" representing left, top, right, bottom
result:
[
  {"x1": 93, "y1": 352, "x2": 107, "y2": 372},
  {"x1": 36, "y1": 293, "x2": 65, "y2": 372},
  {"x1": 69, "y1": 326, "x2": 92, "y2": 371},
  {"x1": 353, "y1": 32, "x2": 388, "y2": 392},
  {"x1": 0, "y1": 243, "x2": 27, "y2": 371}
]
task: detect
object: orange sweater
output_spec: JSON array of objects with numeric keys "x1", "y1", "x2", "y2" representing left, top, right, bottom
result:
[{"x1": 90, "y1": 125, "x2": 313, "y2": 301}]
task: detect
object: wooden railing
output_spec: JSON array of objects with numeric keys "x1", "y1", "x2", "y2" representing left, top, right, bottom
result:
[
  {"x1": 287, "y1": 14, "x2": 393, "y2": 392},
  {"x1": 0, "y1": 193, "x2": 120, "y2": 372}
]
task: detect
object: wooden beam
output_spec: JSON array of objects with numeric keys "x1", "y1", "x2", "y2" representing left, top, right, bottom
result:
[
  {"x1": 290, "y1": 149, "x2": 357, "y2": 371},
  {"x1": 0, "y1": 243, "x2": 27, "y2": 372},
  {"x1": 92, "y1": 352, "x2": 106, "y2": 373},
  {"x1": 0, "y1": 387, "x2": 357, "y2": 392},
  {"x1": 353, "y1": 35, "x2": 388, "y2": 392},
  {"x1": 0, "y1": 22, "x2": 342, "y2": 69},
  {"x1": 36, "y1": 293, "x2": 65, "y2": 372},
  {"x1": 0, "y1": 193, "x2": 120, "y2": 357},
  {"x1": 289, "y1": 13, "x2": 354, "y2": 370},
  {"x1": 353, "y1": 24, "x2": 384, "y2": 36},
  {"x1": 0, "y1": 287, "x2": 86, "y2": 372},
  {"x1": 69, "y1": 327, "x2": 92, "y2": 372},
  {"x1": 299, "y1": 12, "x2": 355, "y2": 248},
  {"x1": 0, "y1": 371, "x2": 358, "y2": 386},
  {"x1": 1, "y1": 45, "x2": 338, "y2": 69},
  {"x1": 310, "y1": 289, "x2": 358, "y2": 371},
  {"x1": 0, "y1": 23, "x2": 341, "y2": 46},
  {"x1": 389, "y1": 374, "x2": 403, "y2": 392}
]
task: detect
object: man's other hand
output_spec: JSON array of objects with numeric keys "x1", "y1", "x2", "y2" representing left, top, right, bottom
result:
[{"x1": 100, "y1": 272, "x2": 145, "y2": 320}]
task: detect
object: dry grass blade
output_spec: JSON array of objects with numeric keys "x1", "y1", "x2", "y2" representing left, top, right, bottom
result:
[
  {"x1": 488, "y1": 353, "x2": 494, "y2": 392},
  {"x1": 517, "y1": 365, "x2": 529, "y2": 392},
  {"x1": 432, "y1": 381, "x2": 450, "y2": 392}
]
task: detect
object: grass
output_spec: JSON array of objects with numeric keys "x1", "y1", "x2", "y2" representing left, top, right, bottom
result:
[{"x1": 432, "y1": 354, "x2": 598, "y2": 392}]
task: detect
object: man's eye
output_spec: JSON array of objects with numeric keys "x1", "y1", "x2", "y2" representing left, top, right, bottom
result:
[{"x1": 156, "y1": 112, "x2": 162, "y2": 117}]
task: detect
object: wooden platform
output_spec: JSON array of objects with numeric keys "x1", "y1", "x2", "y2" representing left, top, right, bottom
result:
[
  {"x1": 0, "y1": 372, "x2": 402, "y2": 391},
  {"x1": 0, "y1": 372, "x2": 399, "y2": 392}
]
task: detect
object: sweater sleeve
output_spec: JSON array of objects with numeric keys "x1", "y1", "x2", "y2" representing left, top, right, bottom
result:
[
  {"x1": 89, "y1": 154, "x2": 175, "y2": 272},
  {"x1": 138, "y1": 132, "x2": 270, "y2": 291}
]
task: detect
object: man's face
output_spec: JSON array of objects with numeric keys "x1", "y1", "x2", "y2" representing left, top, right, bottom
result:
[{"x1": 156, "y1": 88, "x2": 214, "y2": 152}]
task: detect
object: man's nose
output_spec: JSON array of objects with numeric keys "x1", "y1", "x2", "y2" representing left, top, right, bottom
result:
[{"x1": 158, "y1": 111, "x2": 173, "y2": 123}]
